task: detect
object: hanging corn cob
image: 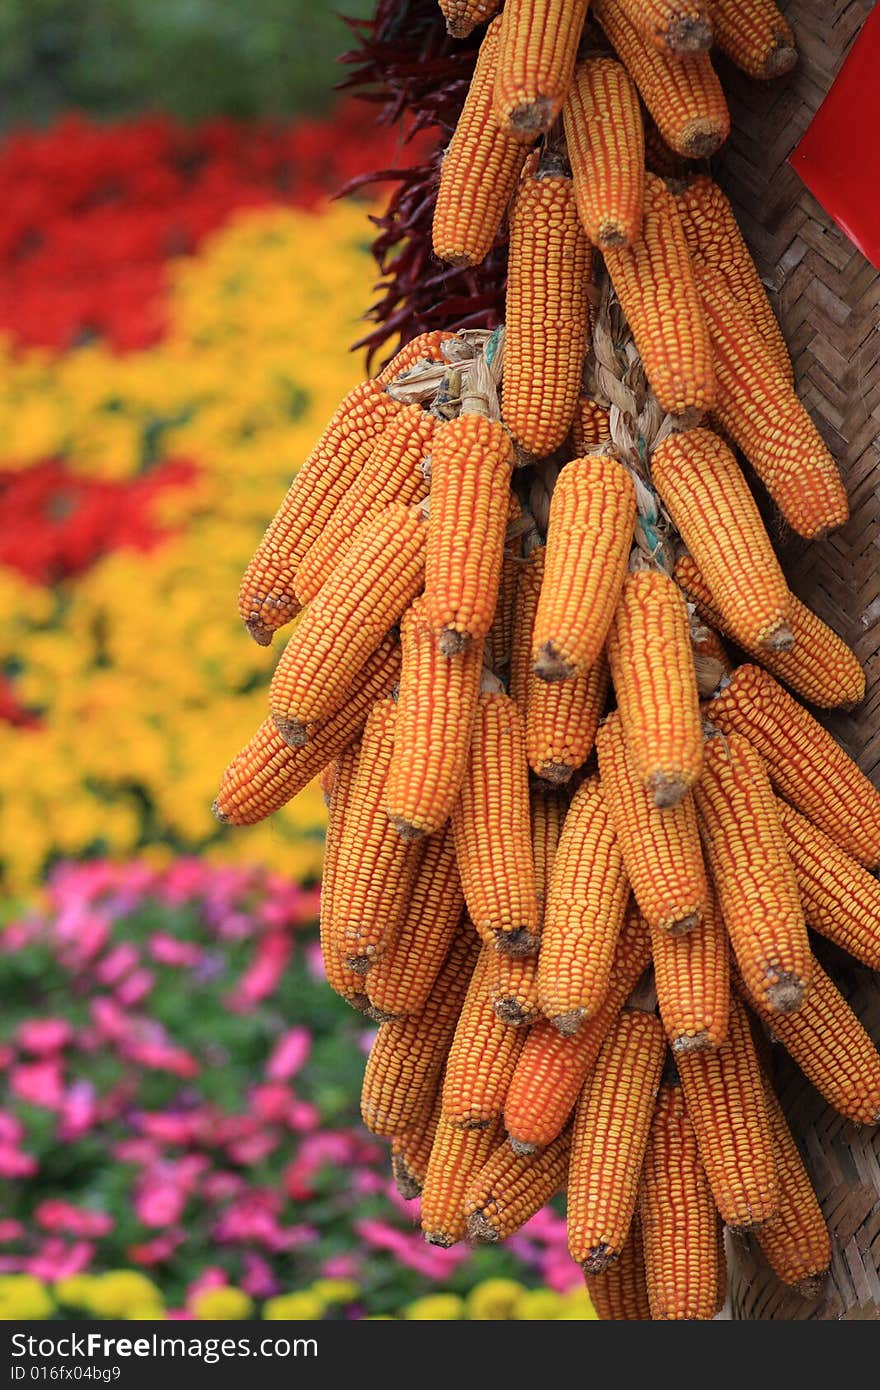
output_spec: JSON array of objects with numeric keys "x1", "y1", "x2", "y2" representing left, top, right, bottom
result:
[
  {"x1": 390, "y1": 1090, "x2": 443, "y2": 1199},
  {"x1": 755, "y1": 1080, "x2": 831, "y2": 1296},
  {"x1": 613, "y1": 0, "x2": 713, "y2": 55},
  {"x1": 438, "y1": 0, "x2": 504, "y2": 41},
  {"x1": 493, "y1": 0, "x2": 590, "y2": 140},
  {"x1": 442, "y1": 948, "x2": 527, "y2": 1129},
  {"x1": 585, "y1": 1216, "x2": 652, "y2": 1320},
  {"x1": 711, "y1": 0, "x2": 797, "y2": 80},
  {"x1": 421, "y1": 1117, "x2": 504, "y2": 1246},
  {"x1": 650, "y1": 882, "x2": 730, "y2": 1052},
  {"x1": 563, "y1": 58, "x2": 645, "y2": 249},
  {"x1": 465, "y1": 1125, "x2": 573, "y2": 1242}
]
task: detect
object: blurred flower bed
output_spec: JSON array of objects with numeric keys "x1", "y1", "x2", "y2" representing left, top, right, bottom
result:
[
  {"x1": 0, "y1": 107, "x2": 420, "y2": 894},
  {"x1": 0, "y1": 861, "x2": 588, "y2": 1319}
]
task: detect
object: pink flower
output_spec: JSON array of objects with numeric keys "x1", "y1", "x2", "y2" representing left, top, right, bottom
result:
[
  {"x1": 227, "y1": 934, "x2": 291, "y2": 1011},
  {"x1": 124, "y1": 1040, "x2": 199, "y2": 1078},
  {"x1": 226, "y1": 1131, "x2": 279, "y2": 1165},
  {"x1": 0, "y1": 1112, "x2": 24, "y2": 1146},
  {"x1": 320, "y1": 1254, "x2": 360, "y2": 1280},
  {"x1": 354, "y1": 1219, "x2": 467, "y2": 1279},
  {"x1": 137, "y1": 1112, "x2": 198, "y2": 1145},
  {"x1": 26, "y1": 1238, "x2": 93, "y2": 1282},
  {"x1": 116, "y1": 968, "x2": 154, "y2": 1007},
  {"x1": 241, "y1": 1252, "x2": 277, "y2": 1298},
  {"x1": 10, "y1": 1060, "x2": 65, "y2": 1110},
  {"x1": 148, "y1": 933, "x2": 202, "y2": 967},
  {"x1": 57, "y1": 1081, "x2": 98, "y2": 1142},
  {"x1": 201, "y1": 1172, "x2": 246, "y2": 1203},
  {"x1": 0, "y1": 1220, "x2": 25, "y2": 1243},
  {"x1": 540, "y1": 1255, "x2": 584, "y2": 1293},
  {"x1": 135, "y1": 1183, "x2": 186, "y2": 1229},
  {"x1": 266, "y1": 1026, "x2": 311, "y2": 1081},
  {"x1": 304, "y1": 940, "x2": 326, "y2": 982},
  {"x1": 186, "y1": 1268, "x2": 229, "y2": 1306},
  {"x1": 127, "y1": 1231, "x2": 184, "y2": 1267},
  {"x1": 35, "y1": 1200, "x2": 113, "y2": 1237},
  {"x1": 96, "y1": 942, "x2": 140, "y2": 985},
  {"x1": 17, "y1": 1018, "x2": 73, "y2": 1054},
  {"x1": 90, "y1": 996, "x2": 129, "y2": 1042},
  {"x1": 288, "y1": 1099, "x2": 319, "y2": 1133},
  {"x1": 250, "y1": 1082, "x2": 292, "y2": 1123}
]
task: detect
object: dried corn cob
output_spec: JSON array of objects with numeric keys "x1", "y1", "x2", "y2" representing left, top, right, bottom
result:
[
  {"x1": 425, "y1": 413, "x2": 514, "y2": 653},
  {"x1": 465, "y1": 1126, "x2": 573, "y2": 1242},
  {"x1": 376, "y1": 331, "x2": 455, "y2": 388},
  {"x1": 615, "y1": 0, "x2": 713, "y2": 53},
  {"x1": 214, "y1": 636, "x2": 400, "y2": 824},
  {"x1": 502, "y1": 171, "x2": 591, "y2": 456},
  {"x1": 568, "y1": 1009, "x2": 666, "y2": 1272},
  {"x1": 442, "y1": 949, "x2": 527, "y2": 1128},
  {"x1": 361, "y1": 925, "x2": 480, "y2": 1136},
  {"x1": 493, "y1": 0, "x2": 590, "y2": 140},
  {"x1": 319, "y1": 761, "x2": 337, "y2": 806},
  {"x1": 319, "y1": 740, "x2": 372, "y2": 1013},
  {"x1": 487, "y1": 551, "x2": 521, "y2": 682},
  {"x1": 510, "y1": 546, "x2": 544, "y2": 706},
  {"x1": 532, "y1": 456, "x2": 635, "y2": 681},
  {"x1": 434, "y1": 19, "x2": 531, "y2": 267},
  {"x1": 421, "y1": 1117, "x2": 503, "y2": 1246},
  {"x1": 756, "y1": 1080, "x2": 831, "y2": 1295},
  {"x1": 366, "y1": 825, "x2": 465, "y2": 1017},
  {"x1": 527, "y1": 654, "x2": 610, "y2": 783},
  {"x1": 695, "y1": 729, "x2": 810, "y2": 1014},
  {"x1": 505, "y1": 903, "x2": 652, "y2": 1150},
  {"x1": 586, "y1": 1215, "x2": 651, "y2": 1320},
  {"x1": 695, "y1": 262, "x2": 848, "y2": 539},
  {"x1": 239, "y1": 381, "x2": 397, "y2": 643},
  {"x1": 452, "y1": 691, "x2": 539, "y2": 953},
  {"x1": 332, "y1": 698, "x2": 424, "y2": 972},
  {"x1": 778, "y1": 802, "x2": 880, "y2": 972},
  {"x1": 563, "y1": 58, "x2": 645, "y2": 249},
  {"x1": 743, "y1": 958, "x2": 880, "y2": 1127},
  {"x1": 597, "y1": 712, "x2": 708, "y2": 934},
  {"x1": 652, "y1": 429, "x2": 792, "y2": 652},
  {"x1": 674, "y1": 553, "x2": 865, "y2": 709},
  {"x1": 269, "y1": 504, "x2": 425, "y2": 736},
  {"x1": 386, "y1": 598, "x2": 484, "y2": 839},
  {"x1": 273, "y1": 630, "x2": 402, "y2": 750},
  {"x1": 706, "y1": 665, "x2": 880, "y2": 869},
  {"x1": 438, "y1": 0, "x2": 504, "y2": 39},
  {"x1": 539, "y1": 776, "x2": 630, "y2": 1031},
  {"x1": 639, "y1": 1081, "x2": 720, "y2": 1320},
  {"x1": 677, "y1": 995, "x2": 778, "y2": 1228},
  {"x1": 594, "y1": 0, "x2": 729, "y2": 157},
  {"x1": 603, "y1": 174, "x2": 715, "y2": 415},
  {"x1": 606, "y1": 568, "x2": 703, "y2": 806},
  {"x1": 293, "y1": 405, "x2": 434, "y2": 604},
  {"x1": 650, "y1": 884, "x2": 730, "y2": 1052},
  {"x1": 570, "y1": 395, "x2": 612, "y2": 457},
  {"x1": 711, "y1": 0, "x2": 797, "y2": 79},
  {"x1": 675, "y1": 175, "x2": 792, "y2": 381},
  {"x1": 390, "y1": 1090, "x2": 443, "y2": 1199}
]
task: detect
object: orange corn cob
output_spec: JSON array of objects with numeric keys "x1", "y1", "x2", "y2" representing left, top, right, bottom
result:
[
  {"x1": 778, "y1": 802, "x2": 880, "y2": 972},
  {"x1": 695, "y1": 729, "x2": 810, "y2": 1014},
  {"x1": 603, "y1": 173, "x2": 715, "y2": 415},
  {"x1": 293, "y1": 405, "x2": 434, "y2": 605},
  {"x1": 452, "y1": 691, "x2": 539, "y2": 953},
  {"x1": 214, "y1": 637, "x2": 399, "y2": 824},
  {"x1": 743, "y1": 958, "x2": 880, "y2": 1127},
  {"x1": 706, "y1": 665, "x2": 880, "y2": 869},
  {"x1": 539, "y1": 775, "x2": 630, "y2": 1031},
  {"x1": 360, "y1": 925, "x2": 480, "y2": 1136},
  {"x1": 616, "y1": 0, "x2": 712, "y2": 53},
  {"x1": 597, "y1": 712, "x2": 708, "y2": 934},
  {"x1": 442, "y1": 949, "x2": 528, "y2": 1129},
  {"x1": 606, "y1": 568, "x2": 703, "y2": 806},
  {"x1": 652, "y1": 429, "x2": 792, "y2": 652},
  {"x1": 239, "y1": 380, "x2": 397, "y2": 643},
  {"x1": 465, "y1": 1126, "x2": 573, "y2": 1242},
  {"x1": 643, "y1": 118, "x2": 689, "y2": 177},
  {"x1": 434, "y1": 19, "x2": 531, "y2": 267},
  {"x1": 319, "y1": 739, "x2": 371, "y2": 1013},
  {"x1": 376, "y1": 331, "x2": 455, "y2": 388},
  {"x1": 639, "y1": 1082, "x2": 720, "y2": 1320},
  {"x1": 675, "y1": 553, "x2": 865, "y2": 709},
  {"x1": 532, "y1": 456, "x2": 635, "y2": 680},
  {"x1": 676, "y1": 995, "x2": 778, "y2": 1228},
  {"x1": 570, "y1": 395, "x2": 612, "y2": 456},
  {"x1": 695, "y1": 262, "x2": 848, "y2": 539},
  {"x1": 269, "y1": 503, "x2": 425, "y2": 737},
  {"x1": 676, "y1": 175, "x2": 792, "y2": 381},
  {"x1": 756, "y1": 1081, "x2": 831, "y2": 1295},
  {"x1": 487, "y1": 551, "x2": 521, "y2": 683},
  {"x1": 502, "y1": 171, "x2": 591, "y2": 456},
  {"x1": 586, "y1": 1216, "x2": 651, "y2": 1320},
  {"x1": 386, "y1": 598, "x2": 485, "y2": 839},
  {"x1": 650, "y1": 884, "x2": 730, "y2": 1053},
  {"x1": 425, "y1": 412, "x2": 514, "y2": 653},
  {"x1": 421, "y1": 1117, "x2": 504, "y2": 1246},
  {"x1": 567, "y1": 1009, "x2": 666, "y2": 1272},
  {"x1": 438, "y1": 0, "x2": 504, "y2": 38},
  {"x1": 711, "y1": 0, "x2": 797, "y2": 79},
  {"x1": 510, "y1": 546, "x2": 544, "y2": 707},
  {"x1": 332, "y1": 698, "x2": 424, "y2": 972},
  {"x1": 594, "y1": 0, "x2": 729, "y2": 156},
  {"x1": 319, "y1": 761, "x2": 337, "y2": 806},
  {"x1": 493, "y1": 0, "x2": 590, "y2": 140},
  {"x1": 366, "y1": 825, "x2": 465, "y2": 1017},
  {"x1": 391, "y1": 1090, "x2": 443, "y2": 1199},
  {"x1": 272, "y1": 630, "x2": 402, "y2": 750},
  {"x1": 563, "y1": 58, "x2": 645, "y2": 249},
  {"x1": 505, "y1": 903, "x2": 652, "y2": 1150}
]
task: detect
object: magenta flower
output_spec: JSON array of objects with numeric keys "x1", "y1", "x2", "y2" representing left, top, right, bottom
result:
[
  {"x1": 35, "y1": 1200, "x2": 114, "y2": 1238},
  {"x1": 127, "y1": 1231, "x2": 185, "y2": 1267},
  {"x1": 17, "y1": 1018, "x2": 74, "y2": 1054},
  {"x1": 241, "y1": 1252, "x2": 277, "y2": 1298},
  {"x1": 148, "y1": 934, "x2": 202, "y2": 967},
  {"x1": 0, "y1": 1145, "x2": 38, "y2": 1179},
  {"x1": 266, "y1": 1026, "x2": 311, "y2": 1081},
  {"x1": 10, "y1": 1060, "x2": 65, "y2": 1110},
  {"x1": 26, "y1": 1238, "x2": 93, "y2": 1282},
  {"x1": 135, "y1": 1182, "x2": 186, "y2": 1229},
  {"x1": 57, "y1": 1081, "x2": 98, "y2": 1141},
  {"x1": 0, "y1": 1220, "x2": 25, "y2": 1243},
  {"x1": 115, "y1": 968, "x2": 155, "y2": 1007},
  {"x1": 95, "y1": 942, "x2": 140, "y2": 985},
  {"x1": 354, "y1": 1219, "x2": 467, "y2": 1279},
  {"x1": 0, "y1": 1111, "x2": 25, "y2": 1146}
]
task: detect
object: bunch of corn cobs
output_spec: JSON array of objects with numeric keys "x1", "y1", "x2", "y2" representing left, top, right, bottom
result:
[{"x1": 217, "y1": 0, "x2": 880, "y2": 1320}]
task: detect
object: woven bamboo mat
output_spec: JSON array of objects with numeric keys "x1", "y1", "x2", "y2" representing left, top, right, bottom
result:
[{"x1": 719, "y1": 0, "x2": 880, "y2": 1320}]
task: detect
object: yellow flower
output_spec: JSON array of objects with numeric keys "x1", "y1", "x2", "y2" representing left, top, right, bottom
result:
[
  {"x1": 466, "y1": 1278, "x2": 527, "y2": 1320},
  {"x1": 125, "y1": 1306, "x2": 166, "y2": 1321},
  {"x1": 403, "y1": 1294, "x2": 466, "y2": 1321},
  {"x1": 54, "y1": 1274, "x2": 97, "y2": 1309},
  {"x1": 263, "y1": 1292, "x2": 325, "y2": 1321},
  {"x1": 191, "y1": 1286, "x2": 253, "y2": 1321},
  {"x1": 309, "y1": 1279, "x2": 359, "y2": 1305},
  {"x1": 87, "y1": 1272, "x2": 164, "y2": 1319},
  {"x1": 558, "y1": 1288, "x2": 598, "y2": 1320},
  {"x1": 512, "y1": 1289, "x2": 565, "y2": 1321},
  {"x1": 0, "y1": 1276, "x2": 54, "y2": 1320}
]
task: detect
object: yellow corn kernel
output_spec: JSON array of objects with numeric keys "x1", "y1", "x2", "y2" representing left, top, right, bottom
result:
[
  {"x1": 391, "y1": 1090, "x2": 443, "y2": 1199},
  {"x1": 465, "y1": 1127, "x2": 573, "y2": 1242},
  {"x1": 319, "y1": 739, "x2": 370, "y2": 1013},
  {"x1": 493, "y1": 0, "x2": 590, "y2": 140},
  {"x1": 509, "y1": 546, "x2": 544, "y2": 707},
  {"x1": 711, "y1": 0, "x2": 797, "y2": 79},
  {"x1": 502, "y1": 171, "x2": 592, "y2": 457},
  {"x1": 570, "y1": 395, "x2": 612, "y2": 457},
  {"x1": 442, "y1": 949, "x2": 527, "y2": 1129},
  {"x1": 421, "y1": 1117, "x2": 504, "y2": 1247},
  {"x1": 778, "y1": 801, "x2": 880, "y2": 972},
  {"x1": 563, "y1": 58, "x2": 645, "y2": 249},
  {"x1": 650, "y1": 883, "x2": 730, "y2": 1053},
  {"x1": 586, "y1": 1215, "x2": 651, "y2": 1320},
  {"x1": 486, "y1": 551, "x2": 522, "y2": 685},
  {"x1": 756, "y1": 1080, "x2": 831, "y2": 1295},
  {"x1": 376, "y1": 331, "x2": 456, "y2": 388},
  {"x1": 568, "y1": 1009, "x2": 666, "y2": 1272},
  {"x1": 606, "y1": 567, "x2": 703, "y2": 806}
]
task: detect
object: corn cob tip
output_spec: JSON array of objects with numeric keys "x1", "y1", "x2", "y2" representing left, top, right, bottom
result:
[
  {"x1": 582, "y1": 1242, "x2": 616, "y2": 1277},
  {"x1": 438, "y1": 627, "x2": 472, "y2": 656},
  {"x1": 211, "y1": 798, "x2": 228, "y2": 825},
  {"x1": 345, "y1": 955, "x2": 372, "y2": 976},
  {"x1": 596, "y1": 223, "x2": 628, "y2": 250},
  {"x1": 495, "y1": 927, "x2": 541, "y2": 957},
  {"x1": 387, "y1": 813, "x2": 427, "y2": 843},
  {"x1": 672, "y1": 1029, "x2": 712, "y2": 1055},
  {"x1": 493, "y1": 997, "x2": 531, "y2": 1026},
  {"x1": 363, "y1": 1002, "x2": 396, "y2": 1023},
  {"x1": 391, "y1": 1154, "x2": 422, "y2": 1201},
  {"x1": 508, "y1": 1135, "x2": 537, "y2": 1157},
  {"x1": 761, "y1": 38, "x2": 798, "y2": 79},
  {"x1": 508, "y1": 97, "x2": 555, "y2": 141},
  {"x1": 534, "y1": 641, "x2": 576, "y2": 682},
  {"x1": 679, "y1": 120, "x2": 727, "y2": 158},
  {"x1": 537, "y1": 760, "x2": 576, "y2": 786},
  {"x1": 766, "y1": 973, "x2": 807, "y2": 1015},
  {"x1": 668, "y1": 17, "x2": 713, "y2": 53},
  {"x1": 764, "y1": 621, "x2": 795, "y2": 654},
  {"x1": 467, "y1": 1211, "x2": 500, "y2": 1244},
  {"x1": 245, "y1": 617, "x2": 274, "y2": 646},
  {"x1": 272, "y1": 715, "x2": 306, "y2": 749},
  {"x1": 668, "y1": 911, "x2": 701, "y2": 937},
  {"x1": 651, "y1": 773, "x2": 689, "y2": 809},
  {"x1": 551, "y1": 1007, "x2": 586, "y2": 1037}
]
